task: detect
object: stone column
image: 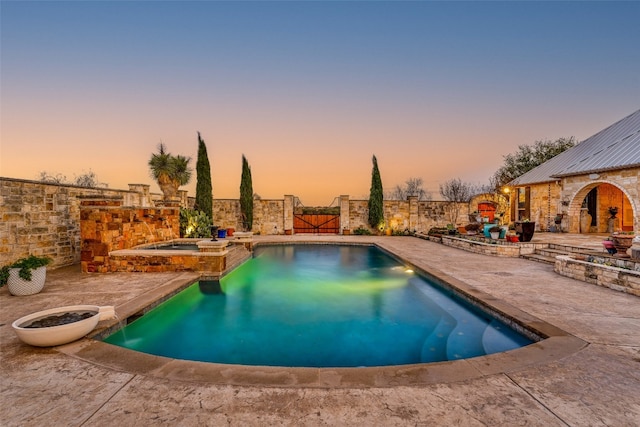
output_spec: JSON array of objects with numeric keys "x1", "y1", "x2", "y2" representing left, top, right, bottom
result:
[
  {"x1": 340, "y1": 195, "x2": 350, "y2": 234},
  {"x1": 178, "y1": 190, "x2": 189, "y2": 208},
  {"x1": 128, "y1": 184, "x2": 151, "y2": 207},
  {"x1": 284, "y1": 195, "x2": 294, "y2": 235},
  {"x1": 408, "y1": 196, "x2": 418, "y2": 232}
]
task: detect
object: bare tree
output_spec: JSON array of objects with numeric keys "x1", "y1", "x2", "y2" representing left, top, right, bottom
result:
[
  {"x1": 388, "y1": 177, "x2": 432, "y2": 200},
  {"x1": 37, "y1": 171, "x2": 68, "y2": 184},
  {"x1": 73, "y1": 170, "x2": 107, "y2": 188},
  {"x1": 38, "y1": 170, "x2": 107, "y2": 187},
  {"x1": 439, "y1": 178, "x2": 474, "y2": 225}
]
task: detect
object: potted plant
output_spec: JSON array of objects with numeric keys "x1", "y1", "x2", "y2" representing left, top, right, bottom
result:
[
  {"x1": 1, "y1": 255, "x2": 52, "y2": 296},
  {"x1": 506, "y1": 233, "x2": 520, "y2": 243},
  {"x1": 464, "y1": 222, "x2": 480, "y2": 235},
  {"x1": 489, "y1": 225, "x2": 501, "y2": 239},
  {"x1": 515, "y1": 219, "x2": 536, "y2": 242}
]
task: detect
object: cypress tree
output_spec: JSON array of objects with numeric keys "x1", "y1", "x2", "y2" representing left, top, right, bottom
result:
[
  {"x1": 368, "y1": 155, "x2": 384, "y2": 230},
  {"x1": 194, "y1": 132, "x2": 213, "y2": 219},
  {"x1": 240, "y1": 154, "x2": 253, "y2": 231}
]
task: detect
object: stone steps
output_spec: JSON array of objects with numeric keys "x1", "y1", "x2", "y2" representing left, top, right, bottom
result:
[
  {"x1": 521, "y1": 243, "x2": 610, "y2": 265},
  {"x1": 521, "y1": 253, "x2": 558, "y2": 265}
]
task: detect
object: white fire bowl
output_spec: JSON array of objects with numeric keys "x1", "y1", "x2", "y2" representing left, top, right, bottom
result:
[{"x1": 12, "y1": 305, "x2": 114, "y2": 347}]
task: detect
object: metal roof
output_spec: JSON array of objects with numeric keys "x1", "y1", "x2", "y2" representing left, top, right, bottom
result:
[{"x1": 510, "y1": 109, "x2": 640, "y2": 186}]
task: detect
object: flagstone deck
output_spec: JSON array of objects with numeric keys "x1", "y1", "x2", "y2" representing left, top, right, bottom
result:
[{"x1": 1, "y1": 233, "x2": 638, "y2": 426}]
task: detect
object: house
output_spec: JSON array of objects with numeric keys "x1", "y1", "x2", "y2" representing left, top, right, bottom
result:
[{"x1": 508, "y1": 109, "x2": 639, "y2": 233}]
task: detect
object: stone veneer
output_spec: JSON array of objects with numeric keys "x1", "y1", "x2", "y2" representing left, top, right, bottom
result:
[
  {"x1": 555, "y1": 255, "x2": 640, "y2": 296},
  {"x1": 80, "y1": 196, "x2": 180, "y2": 273},
  {"x1": 108, "y1": 240, "x2": 229, "y2": 274}
]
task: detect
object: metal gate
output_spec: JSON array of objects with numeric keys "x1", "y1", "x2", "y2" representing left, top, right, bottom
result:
[{"x1": 293, "y1": 214, "x2": 340, "y2": 234}]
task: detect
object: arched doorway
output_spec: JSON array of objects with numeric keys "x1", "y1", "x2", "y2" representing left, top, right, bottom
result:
[
  {"x1": 477, "y1": 202, "x2": 497, "y2": 222},
  {"x1": 568, "y1": 181, "x2": 636, "y2": 233},
  {"x1": 469, "y1": 193, "x2": 510, "y2": 225}
]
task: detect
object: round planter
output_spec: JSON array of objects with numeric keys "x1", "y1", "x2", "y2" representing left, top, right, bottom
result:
[
  {"x1": 12, "y1": 305, "x2": 115, "y2": 347},
  {"x1": 612, "y1": 235, "x2": 634, "y2": 252},
  {"x1": 7, "y1": 266, "x2": 46, "y2": 296},
  {"x1": 490, "y1": 232, "x2": 500, "y2": 239},
  {"x1": 515, "y1": 221, "x2": 535, "y2": 242}
]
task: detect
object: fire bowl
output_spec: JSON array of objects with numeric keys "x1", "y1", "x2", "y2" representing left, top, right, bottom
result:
[{"x1": 12, "y1": 305, "x2": 115, "y2": 347}]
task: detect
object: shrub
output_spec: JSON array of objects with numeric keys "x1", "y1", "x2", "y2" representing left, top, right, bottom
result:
[
  {"x1": 179, "y1": 208, "x2": 212, "y2": 238},
  {"x1": 353, "y1": 227, "x2": 372, "y2": 235},
  {"x1": 427, "y1": 227, "x2": 449, "y2": 236}
]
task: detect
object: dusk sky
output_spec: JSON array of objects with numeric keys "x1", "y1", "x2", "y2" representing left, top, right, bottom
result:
[{"x1": 1, "y1": 1, "x2": 639, "y2": 206}]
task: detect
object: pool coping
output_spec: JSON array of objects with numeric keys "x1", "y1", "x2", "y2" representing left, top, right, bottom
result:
[{"x1": 58, "y1": 239, "x2": 587, "y2": 388}]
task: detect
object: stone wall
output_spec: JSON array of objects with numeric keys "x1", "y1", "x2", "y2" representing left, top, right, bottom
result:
[
  {"x1": 555, "y1": 255, "x2": 640, "y2": 296},
  {"x1": 2, "y1": 177, "x2": 472, "y2": 269},
  {"x1": 212, "y1": 199, "x2": 285, "y2": 235},
  {"x1": 517, "y1": 182, "x2": 563, "y2": 232},
  {"x1": 211, "y1": 197, "x2": 470, "y2": 235},
  {"x1": 343, "y1": 199, "x2": 469, "y2": 233},
  {"x1": 0, "y1": 177, "x2": 159, "y2": 268}
]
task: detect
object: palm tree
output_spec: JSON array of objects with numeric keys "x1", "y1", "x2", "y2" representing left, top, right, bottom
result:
[{"x1": 148, "y1": 143, "x2": 192, "y2": 200}]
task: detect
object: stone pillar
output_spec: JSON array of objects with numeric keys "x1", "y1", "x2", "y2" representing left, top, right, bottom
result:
[
  {"x1": 178, "y1": 190, "x2": 189, "y2": 208},
  {"x1": 340, "y1": 195, "x2": 350, "y2": 234},
  {"x1": 128, "y1": 184, "x2": 151, "y2": 207},
  {"x1": 284, "y1": 195, "x2": 294, "y2": 235},
  {"x1": 408, "y1": 196, "x2": 418, "y2": 232}
]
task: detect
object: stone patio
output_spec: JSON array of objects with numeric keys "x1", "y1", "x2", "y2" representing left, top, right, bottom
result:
[{"x1": 1, "y1": 233, "x2": 638, "y2": 426}]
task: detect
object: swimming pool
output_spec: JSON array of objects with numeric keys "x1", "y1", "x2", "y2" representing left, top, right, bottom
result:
[{"x1": 104, "y1": 244, "x2": 533, "y2": 367}]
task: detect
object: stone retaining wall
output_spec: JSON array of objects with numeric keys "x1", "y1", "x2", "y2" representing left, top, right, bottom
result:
[
  {"x1": 554, "y1": 255, "x2": 640, "y2": 296},
  {"x1": 420, "y1": 234, "x2": 546, "y2": 257}
]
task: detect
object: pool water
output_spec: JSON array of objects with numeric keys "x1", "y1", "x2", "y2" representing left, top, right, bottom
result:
[{"x1": 104, "y1": 245, "x2": 533, "y2": 367}]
